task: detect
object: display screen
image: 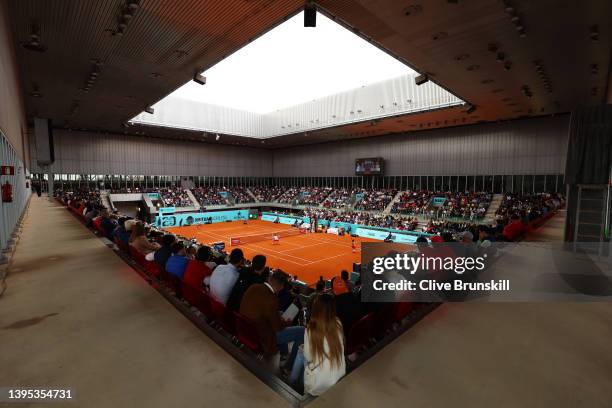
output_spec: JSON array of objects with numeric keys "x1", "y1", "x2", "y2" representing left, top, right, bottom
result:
[{"x1": 355, "y1": 157, "x2": 384, "y2": 175}]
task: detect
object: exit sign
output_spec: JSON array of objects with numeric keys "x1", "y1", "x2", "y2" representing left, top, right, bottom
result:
[{"x1": 1, "y1": 166, "x2": 14, "y2": 175}]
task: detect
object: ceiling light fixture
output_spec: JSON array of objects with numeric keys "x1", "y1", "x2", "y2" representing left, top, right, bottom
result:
[
  {"x1": 415, "y1": 73, "x2": 429, "y2": 85},
  {"x1": 21, "y1": 23, "x2": 47, "y2": 52},
  {"x1": 589, "y1": 25, "x2": 599, "y2": 41},
  {"x1": 193, "y1": 70, "x2": 206, "y2": 85},
  {"x1": 304, "y1": 1, "x2": 316, "y2": 27}
]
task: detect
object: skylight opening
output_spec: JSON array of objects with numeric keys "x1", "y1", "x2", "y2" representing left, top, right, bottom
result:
[{"x1": 167, "y1": 11, "x2": 414, "y2": 114}]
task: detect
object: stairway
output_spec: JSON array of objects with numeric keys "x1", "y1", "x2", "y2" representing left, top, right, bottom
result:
[
  {"x1": 482, "y1": 193, "x2": 503, "y2": 223},
  {"x1": 348, "y1": 193, "x2": 358, "y2": 210},
  {"x1": 416, "y1": 218, "x2": 429, "y2": 232},
  {"x1": 573, "y1": 185, "x2": 609, "y2": 256},
  {"x1": 185, "y1": 189, "x2": 202, "y2": 209},
  {"x1": 99, "y1": 190, "x2": 114, "y2": 211},
  {"x1": 246, "y1": 188, "x2": 258, "y2": 202},
  {"x1": 383, "y1": 190, "x2": 404, "y2": 214}
]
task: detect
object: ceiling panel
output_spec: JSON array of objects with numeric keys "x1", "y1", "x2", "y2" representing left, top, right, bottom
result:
[{"x1": 5, "y1": 0, "x2": 611, "y2": 149}]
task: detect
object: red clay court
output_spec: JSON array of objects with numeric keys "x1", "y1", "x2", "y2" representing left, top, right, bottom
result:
[{"x1": 165, "y1": 219, "x2": 378, "y2": 284}]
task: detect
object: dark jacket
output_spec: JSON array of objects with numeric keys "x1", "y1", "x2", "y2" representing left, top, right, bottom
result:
[
  {"x1": 226, "y1": 267, "x2": 265, "y2": 311},
  {"x1": 240, "y1": 283, "x2": 283, "y2": 355},
  {"x1": 154, "y1": 245, "x2": 173, "y2": 270}
]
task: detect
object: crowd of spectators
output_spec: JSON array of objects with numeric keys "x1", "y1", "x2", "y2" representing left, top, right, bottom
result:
[
  {"x1": 495, "y1": 193, "x2": 565, "y2": 223},
  {"x1": 297, "y1": 187, "x2": 333, "y2": 206},
  {"x1": 277, "y1": 187, "x2": 300, "y2": 204},
  {"x1": 438, "y1": 192, "x2": 492, "y2": 220},
  {"x1": 55, "y1": 184, "x2": 565, "y2": 397},
  {"x1": 102, "y1": 209, "x2": 352, "y2": 395},
  {"x1": 250, "y1": 186, "x2": 284, "y2": 202},
  {"x1": 225, "y1": 187, "x2": 255, "y2": 204},
  {"x1": 158, "y1": 187, "x2": 193, "y2": 207},
  {"x1": 192, "y1": 187, "x2": 227, "y2": 206},
  {"x1": 391, "y1": 190, "x2": 434, "y2": 215},
  {"x1": 353, "y1": 189, "x2": 398, "y2": 211},
  {"x1": 303, "y1": 208, "x2": 419, "y2": 231},
  {"x1": 322, "y1": 188, "x2": 353, "y2": 209}
]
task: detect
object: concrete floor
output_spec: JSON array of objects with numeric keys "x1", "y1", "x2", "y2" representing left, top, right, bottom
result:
[
  {"x1": 0, "y1": 196, "x2": 287, "y2": 408},
  {"x1": 2, "y1": 199, "x2": 611, "y2": 408}
]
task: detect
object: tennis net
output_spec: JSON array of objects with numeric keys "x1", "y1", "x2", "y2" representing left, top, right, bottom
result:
[{"x1": 230, "y1": 228, "x2": 307, "y2": 245}]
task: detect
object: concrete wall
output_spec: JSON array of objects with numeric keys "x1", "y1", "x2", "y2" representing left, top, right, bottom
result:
[
  {"x1": 29, "y1": 116, "x2": 569, "y2": 179},
  {"x1": 0, "y1": 1, "x2": 27, "y2": 164},
  {"x1": 273, "y1": 115, "x2": 570, "y2": 177},
  {"x1": 28, "y1": 129, "x2": 273, "y2": 177}
]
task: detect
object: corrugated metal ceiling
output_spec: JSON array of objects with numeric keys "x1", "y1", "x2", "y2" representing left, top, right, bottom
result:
[{"x1": 5, "y1": 0, "x2": 612, "y2": 149}]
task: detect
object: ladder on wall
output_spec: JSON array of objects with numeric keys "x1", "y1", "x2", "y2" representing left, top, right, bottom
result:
[{"x1": 573, "y1": 184, "x2": 610, "y2": 257}]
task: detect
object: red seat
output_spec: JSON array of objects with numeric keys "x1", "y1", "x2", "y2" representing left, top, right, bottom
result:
[
  {"x1": 197, "y1": 290, "x2": 213, "y2": 318},
  {"x1": 145, "y1": 261, "x2": 163, "y2": 278},
  {"x1": 160, "y1": 270, "x2": 182, "y2": 297},
  {"x1": 345, "y1": 313, "x2": 374, "y2": 356},
  {"x1": 392, "y1": 301, "x2": 414, "y2": 323},
  {"x1": 209, "y1": 296, "x2": 236, "y2": 335},
  {"x1": 92, "y1": 216, "x2": 104, "y2": 234},
  {"x1": 503, "y1": 220, "x2": 526, "y2": 241},
  {"x1": 373, "y1": 304, "x2": 395, "y2": 338},
  {"x1": 234, "y1": 311, "x2": 264, "y2": 353},
  {"x1": 128, "y1": 246, "x2": 146, "y2": 266}
]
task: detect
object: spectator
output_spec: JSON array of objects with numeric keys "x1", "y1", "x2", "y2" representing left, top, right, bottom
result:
[
  {"x1": 289, "y1": 293, "x2": 346, "y2": 395},
  {"x1": 165, "y1": 242, "x2": 189, "y2": 280},
  {"x1": 84, "y1": 206, "x2": 99, "y2": 228},
  {"x1": 154, "y1": 234, "x2": 176, "y2": 269},
  {"x1": 340, "y1": 270, "x2": 354, "y2": 292},
  {"x1": 183, "y1": 246, "x2": 214, "y2": 291},
  {"x1": 130, "y1": 222, "x2": 161, "y2": 254},
  {"x1": 240, "y1": 270, "x2": 304, "y2": 370},
  {"x1": 210, "y1": 248, "x2": 244, "y2": 305},
  {"x1": 113, "y1": 217, "x2": 131, "y2": 245},
  {"x1": 334, "y1": 290, "x2": 362, "y2": 334},
  {"x1": 98, "y1": 209, "x2": 117, "y2": 237},
  {"x1": 227, "y1": 254, "x2": 267, "y2": 311}
]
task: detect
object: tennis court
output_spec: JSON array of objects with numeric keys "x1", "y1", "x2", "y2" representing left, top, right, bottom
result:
[{"x1": 164, "y1": 219, "x2": 380, "y2": 285}]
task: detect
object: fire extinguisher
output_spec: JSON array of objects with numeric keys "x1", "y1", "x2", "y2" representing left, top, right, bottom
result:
[{"x1": 2, "y1": 181, "x2": 13, "y2": 203}]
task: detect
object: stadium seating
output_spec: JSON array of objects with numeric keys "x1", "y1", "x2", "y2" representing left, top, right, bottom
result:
[
  {"x1": 52, "y1": 185, "x2": 564, "y2": 392},
  {"x1": 234, "y1": 312, "x2": 265, "y2": 354},
  {"x1": 345, "y1": 313, "x2": 374, "y2": 356},
  {"x1": 209, "y1": 296, "x2": 236, "y2": 335}
]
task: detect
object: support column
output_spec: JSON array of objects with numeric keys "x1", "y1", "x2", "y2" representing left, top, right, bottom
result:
[{"x1": 47, "y1": 171, "x2": 54, "y2": 200}]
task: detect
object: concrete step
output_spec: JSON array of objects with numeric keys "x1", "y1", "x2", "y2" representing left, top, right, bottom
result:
[
  {"x1": 246, "y1": 188, "x2": 258, "y2": 202},
  {"x1": 383, "y1": 190, "x2": 405, "y2": 214}
]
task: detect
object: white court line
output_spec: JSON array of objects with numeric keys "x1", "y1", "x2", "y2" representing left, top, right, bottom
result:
[
  {"x1": 304, "y1": 250, "x2": 359, "y2": 266},
  {"x1": 243, "y1": 243, "x2": 311, "y2": 266},
  {"x1": 280, "y1": 240, "x2": 331, "y2": 252},
  {"x1": 245, "y1": 242, "x2": 313, "y2": 263}
]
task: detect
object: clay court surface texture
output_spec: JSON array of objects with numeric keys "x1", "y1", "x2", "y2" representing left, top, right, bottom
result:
[{"x1": 165, "y1": 219, "x2": 379, "y2": 284}]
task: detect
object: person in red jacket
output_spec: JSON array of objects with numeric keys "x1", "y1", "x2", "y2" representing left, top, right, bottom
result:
[{"x1": 184, "y1": 246, "x2": 214, "y2": 291}]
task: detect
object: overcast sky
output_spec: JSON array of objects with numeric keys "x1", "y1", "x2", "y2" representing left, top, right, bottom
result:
[{"x1": 166, "y1": 11, "x2": 413, "y2": 114}]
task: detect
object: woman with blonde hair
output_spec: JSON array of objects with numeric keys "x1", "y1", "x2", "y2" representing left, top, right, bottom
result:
[
  {"x1": 289, "y1": 293, "x2": 346, "y2": 395},
  {"x1": 129, "y1": 221, "x2": 160, "y2": 254}
]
